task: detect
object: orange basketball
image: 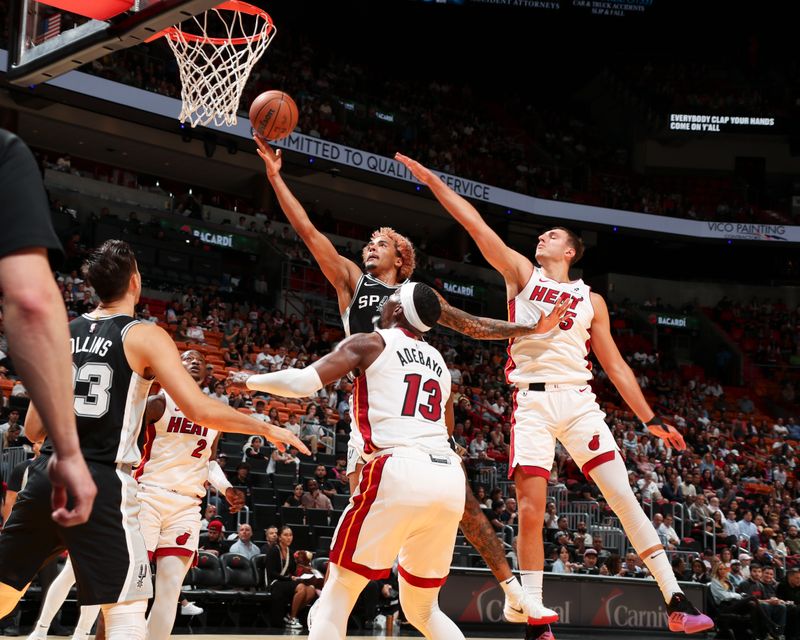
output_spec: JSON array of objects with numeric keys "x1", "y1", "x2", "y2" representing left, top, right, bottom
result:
[{"x1": 249, "y1": 90, "x2": 298, "y2": 141}]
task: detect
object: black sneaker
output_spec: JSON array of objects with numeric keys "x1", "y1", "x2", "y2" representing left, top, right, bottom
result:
[{"x1": 667, "y1": 593, "x2": 714, "y2": 634}]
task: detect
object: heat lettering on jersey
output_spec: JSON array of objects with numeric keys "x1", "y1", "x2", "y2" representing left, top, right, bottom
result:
[
  {"x1": 395, "y1": 348, "x2": 443, "y2": 377},
  {"x1": 528, "y1": 285, "x2": 583, "y2": 310},
  {"x1": 357, "y1": 294, "x2": 389, "y2": 310},
  {"x1": 165, "y1": 415, "x2": 209, "y2": 437}
]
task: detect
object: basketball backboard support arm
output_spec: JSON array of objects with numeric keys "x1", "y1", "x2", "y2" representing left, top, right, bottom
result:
[{"x1": 7, "y1": 0, "x2": 222, "y2": 86}]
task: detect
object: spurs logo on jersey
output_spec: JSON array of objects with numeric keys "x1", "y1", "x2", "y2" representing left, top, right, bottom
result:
[
  {"x1": 351, "y1": 328, "x2": 452, "y2": 455},
  {"x1": 506, "y1": 266, "x2": 594, "y2": 385},
  {"x1": 134, "y1": 390, "x2": 219, "y2": 499},
  {"x1": 341, "y1": 274, "x2": 408, "y2": 337}
]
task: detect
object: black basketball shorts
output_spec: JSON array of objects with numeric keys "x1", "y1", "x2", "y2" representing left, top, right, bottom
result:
[{"x1": 0, "y1": 455, "x2": 152, "y2": 605}]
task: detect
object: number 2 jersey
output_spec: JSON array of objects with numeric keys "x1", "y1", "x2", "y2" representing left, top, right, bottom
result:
[
  {"x1": 506, "y1": 266, "x2": 595, "y2": 385},
  {"x1": 134, "y1": 390, "x2": 219, "y2": 499},
  {"x1": 352, "y1": 327, "x2": 452, "y2": 456},
  {"x1": 46, "y1": 314, "x2": 154, "y2": 465}
]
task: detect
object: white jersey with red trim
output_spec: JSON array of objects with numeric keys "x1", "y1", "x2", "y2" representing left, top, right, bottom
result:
[
  {"x1": 352, "y1": 328, "x2": 452, "y2": 455},
  {"x1": 506, "y1": 266, "x2": 594, "y2": 385},
  {"x1": 134, "y1": 390, "x2": 219, "y2": 499}
]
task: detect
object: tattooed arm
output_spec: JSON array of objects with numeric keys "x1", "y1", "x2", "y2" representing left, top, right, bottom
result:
[{"x1": 435, "y1": 291, "x2": 535, "y2": 339}]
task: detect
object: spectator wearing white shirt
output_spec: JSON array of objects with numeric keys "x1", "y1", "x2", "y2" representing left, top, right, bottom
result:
[
  {"x1": 447, "y1": 361, "x2": 462, "y2": 385},
  {"x1": 468, "y1": 431, "x2": 489, "y2": 460},
  {"x1": 186, "y1": 316, "x2": 205, "y2": 343},
  {"x1": 251, "y1": 400, "x2": 271, "y2": 423},
  {"x1": 207, "y1": 380, "x2": 229, "y2": 405},
  {"x1": 657, "y1": 514, "x2": 680, "y2": 549},
  {"x1": 723, "y1": 510, "x2": 740, "y2": 538},
  {"x1": 738, "y1": 511, "x2": 759, "y2": 547}
]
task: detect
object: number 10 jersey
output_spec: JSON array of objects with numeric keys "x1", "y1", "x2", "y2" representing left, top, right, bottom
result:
[
  {"x1": 134, "y1": 389, "x2": 219, "y2": 499},
  {"x1": 352, "y1": 327, "x2": 452, "y2": 456}
]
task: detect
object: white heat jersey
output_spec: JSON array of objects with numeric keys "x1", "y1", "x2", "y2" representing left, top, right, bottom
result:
[
  {"x1": 133, "y1": 390, "x2": 219, "y2": 499},
  {"x1": 352, "y1": 328, "x2": 452, "y2": 455},
  {"x1": 506, "y1": 267, "x2": 594, "y2": 385}
]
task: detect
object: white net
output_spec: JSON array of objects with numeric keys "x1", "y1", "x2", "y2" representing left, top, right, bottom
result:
[{"x1": 164, "y1": 2, "x2": 276, "y2": 128}]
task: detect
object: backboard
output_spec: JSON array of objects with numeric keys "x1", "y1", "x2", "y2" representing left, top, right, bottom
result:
[{"x1": 6, "y1": 0, "x2": 222, "y2": 85}]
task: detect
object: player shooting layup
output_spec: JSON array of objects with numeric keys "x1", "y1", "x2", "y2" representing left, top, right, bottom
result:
[
  {"x1": 396, "y1": 153, "x2": 714, "y2": 638},
  {"x1": 255, "y1": 136, "x2": 569, "y2": 621}
]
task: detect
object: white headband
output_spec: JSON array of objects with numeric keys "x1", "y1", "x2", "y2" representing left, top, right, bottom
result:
[{"x1": 398, "y1": 283, "x2": 432, "y2": 333}]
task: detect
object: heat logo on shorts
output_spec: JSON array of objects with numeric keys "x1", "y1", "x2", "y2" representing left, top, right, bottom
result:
[
  {"x1": 588, "y1": 434, "x2": 600, "y2": 451},
  {"x1": 176, "y1": 532, "x2": 191, "y2": 545}
]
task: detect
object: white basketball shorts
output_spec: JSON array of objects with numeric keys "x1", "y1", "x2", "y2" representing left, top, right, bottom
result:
[
  {"x1": 137, "y1": 483, "x2": 201, "y2": 561},
  {"x1": 509, "y1": 384, "x2": 619, "y2": 479},
  {"x1": 330, "y1": 447, "x2": 465, "y2": 586}
]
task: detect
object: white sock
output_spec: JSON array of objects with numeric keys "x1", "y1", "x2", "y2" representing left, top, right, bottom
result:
[
  {"x1": 72, "y1": 605, "x2": 100, "y2": 638},
  {"x1": 102, "y1": 600, "x2": 147, "y2": 640},
  {"x1": 35, "y1": 558, "x2": 76, "y2": 630},
  {"x1": 589, "y1": 455, "x2": 681, "y2": 601},
  {"x1": 520, "y1": 570, "x2": 544, "y2": 603},
  {"x1": 500, "y1": 576, "x2": 523, "y2": 605}
]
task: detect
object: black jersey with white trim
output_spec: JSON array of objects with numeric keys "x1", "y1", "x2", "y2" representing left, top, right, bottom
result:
[
  {"x1": 341, "y1": 274, "x2": 408, "y2": 337},
  {"x1": 42, "y1": 314, "x2": 153, "y2": 465}
]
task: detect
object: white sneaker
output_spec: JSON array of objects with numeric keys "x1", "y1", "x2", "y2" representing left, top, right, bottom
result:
[
  {"x1": 26, "y1": 627, "x2": 48, "y2": 640},
  {"x1": 503, "y1": 578, "x2": 527, "y2": 623},
  {"x1": 525, "y1": 597, "x2": 559, "y2": 625},
  {"x1": 284, "y1": 616, "x2": 303, "y2": 630},
  {"x1": 180, "y1": 601, "x2": 204, "y2": 616},
  {"x1": 307, "y1": 598, "x2": 320, "y2": 631}
]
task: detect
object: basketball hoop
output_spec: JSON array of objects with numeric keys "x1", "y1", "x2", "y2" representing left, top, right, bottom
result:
[{"x1": 147, "y1": 1, "x2": 276, "y2": 128}]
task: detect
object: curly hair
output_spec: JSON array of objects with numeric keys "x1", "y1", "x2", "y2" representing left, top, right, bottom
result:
[{"x1": 362, "y1": 227, "x2": 416, "y2": 281}]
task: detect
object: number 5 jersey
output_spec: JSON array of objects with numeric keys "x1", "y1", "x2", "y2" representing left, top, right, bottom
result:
[{"x1": 352, "y1": 327, "x2": 452, "y2": 456}]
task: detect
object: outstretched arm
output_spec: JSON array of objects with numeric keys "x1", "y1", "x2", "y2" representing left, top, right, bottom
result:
[
  {"x1": 590, "y1": 293, "x2": 685, "y2": 450},
  {"x1": 247, "y1": 333, "x2": 385, "y2": 397},
  {"x1": 124, "y1": 324, "x2": 310, "y2": 454},
  {"x1": 435, "y1": 291, "x2": 569, "y2": 339},
  {"x1": 255, "y1": 137, "x2": 362, "y2": 307},
  {"x1": 396, "y1": 153, "x2": 532, "y2": 295}
]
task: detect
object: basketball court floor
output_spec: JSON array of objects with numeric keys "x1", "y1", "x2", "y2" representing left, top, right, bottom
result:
[{"x1": 8, "y1": 632, "x2": 685, "y2": 639}]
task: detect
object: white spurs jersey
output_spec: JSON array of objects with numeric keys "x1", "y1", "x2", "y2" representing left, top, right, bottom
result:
[
  {"x1": 134, "y1": 390, "x2": 219, "y2": 499},
  {"x1": 506, "y1": 267, "x2": 594, "y2": 385},
  {"x1": 352, "y1": 328, "x2": 452, "y2": 455}
]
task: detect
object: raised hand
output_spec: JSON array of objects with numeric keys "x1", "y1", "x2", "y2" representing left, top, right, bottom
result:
[
  {"x1": 253, "y1": 135, "x2": 282, "y2": 178},
  {"x1": 395, "y1": 153, "x2": 437, "y2": 186}
]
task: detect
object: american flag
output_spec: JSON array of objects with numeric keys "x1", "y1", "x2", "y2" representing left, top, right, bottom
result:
[{"x1": 41, "y1": 13, "x2": 62, "y2": 42}]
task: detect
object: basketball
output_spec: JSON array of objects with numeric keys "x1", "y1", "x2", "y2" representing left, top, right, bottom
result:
[{"x1": 249, "y1": 90, "x2": 298, "y2": 141}]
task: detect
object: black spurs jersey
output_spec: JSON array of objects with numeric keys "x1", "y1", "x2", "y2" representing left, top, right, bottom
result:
[
  {"x1": 341, "y1": 273, "x2": 408, "y2": 337},
  {"x1": 43, "y1": 314, "x2": 153, "y2": 465}
]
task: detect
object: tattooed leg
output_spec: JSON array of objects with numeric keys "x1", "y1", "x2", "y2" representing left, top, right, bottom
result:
[{"x1": 460, "y1": 477, "x2": 512, "y2": 581}]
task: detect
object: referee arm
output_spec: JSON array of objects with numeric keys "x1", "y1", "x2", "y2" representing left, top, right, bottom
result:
[{"x1": 0, "y1": 129, "x2": 96, "y2": 527}]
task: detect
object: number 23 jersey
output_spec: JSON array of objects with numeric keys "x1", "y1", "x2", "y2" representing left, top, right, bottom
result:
[
  {"x1": 134, "y1": 390, "x2": 219, "y2": 499},
  {"x1": 352, "y1": 327, "x2": 451, "y2": 455}
]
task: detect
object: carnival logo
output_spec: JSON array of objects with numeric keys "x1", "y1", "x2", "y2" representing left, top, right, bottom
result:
[{"x1": 591, "y1": 587, "x2": 669, "y2": 628}]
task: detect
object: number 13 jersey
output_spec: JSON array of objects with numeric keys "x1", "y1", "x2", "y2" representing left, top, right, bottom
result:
[
  {"x1": 352, "y1": 327, "x2": 451, "y2": 456},
  {"x1": 134, "y1": 390, "x2": 219, "y2": 499}
]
